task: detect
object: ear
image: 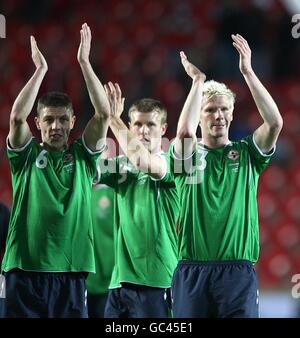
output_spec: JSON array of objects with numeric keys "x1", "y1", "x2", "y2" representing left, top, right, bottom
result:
[
  {"x1": 128, "y1": 121, "x2": 131, "y2": 129},
  {"x1": 70, "y1": 115, "x2": 76, "y2": 130},
  {"x1": 229, "y1": 108, "x2": 234, "y2": 122},
  {"x1": 161, "y1": 123, "x2": 168, "y2": 136},
  {"x1": 34, "y1": 116, "x2": 41, "y2": 130}
]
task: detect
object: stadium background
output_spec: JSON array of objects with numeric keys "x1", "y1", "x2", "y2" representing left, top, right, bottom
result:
[{"x1": 0, "y1": 0, "x2": 299, "y2": 317}]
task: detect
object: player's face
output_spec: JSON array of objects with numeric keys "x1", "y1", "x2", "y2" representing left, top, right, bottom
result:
[
  {"x1": 35, "y1": 107, "x2": 76, "y2": 151},
  {"x1": 129, "y1": 110, "x2": 167, "y2": 153},
  {"x1": 199, "y1": 95, "x2": 234, "y2": 142}
]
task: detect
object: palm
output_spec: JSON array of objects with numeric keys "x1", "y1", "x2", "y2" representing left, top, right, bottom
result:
[
  {"x1": 232, "y1": 34, "x2": 252, "y2": 75},
  {"x1": 104, "y1": 82, "x2": 124, "y2": 118},
  {"x1": 31, "y1": 36, "x2": 47, "y2": 70},
  {"x1": 239, "y1": 53, "x2": 251, "y2": 74},
  {"x1": 77, "y1": 23, "x2": 91, "y2": 63},
  {"x1": 180, "y1": 51, "x2": 206, "y2": 81}
]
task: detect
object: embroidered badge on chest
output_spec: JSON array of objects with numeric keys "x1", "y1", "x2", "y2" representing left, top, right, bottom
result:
[
  {"x1": 62, "y1": 153, "x2": 74, "y2": 173},
  {"x1": 63, "y1": 153, "x2": 73, "y2": 163},
  {"x1": 227, "y1": 149, "x2": 239, "y2": 161}
]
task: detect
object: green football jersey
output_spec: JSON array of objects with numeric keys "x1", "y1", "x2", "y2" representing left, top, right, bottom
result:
[
  {"x1": 86, "y1": 184, "x2": 115, "y2": 295},
  {"x1": 170, "y1": 135, "x2": 274, "y2": 263},
  {"x1": 2, "y1": 137, "x2": 102, "y2": 272},
  {"x1": 98, "y1": 153, "x2": 179, "y2": 288}
]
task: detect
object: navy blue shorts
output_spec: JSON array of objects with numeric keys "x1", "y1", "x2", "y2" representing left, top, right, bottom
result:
[
  {"x1": 104, "y1": 283, "x2": 171, "y2": 318},
  {"x1": 87, "y1": 292, "x2": 108, "y2": 318},
  {"x1": 4, "y1": 269, "x2": 88, "y2": 318},
  {"x1": 171, "y1": 260, "x2": 259, "y2": 318}
]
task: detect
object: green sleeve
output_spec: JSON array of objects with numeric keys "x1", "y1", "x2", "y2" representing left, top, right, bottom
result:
[
  {"x1": 7, "y1": 137, "x2": 35, "y2": 175},
  {"x1": 96, "y1": 157, "x2": 119, "y2": 189},
  {"x1": 74, "y1": 137, "x2": 105, "y2": 178},
  {"x1": 244, "y1": 135, "x2": 275, "y2": 174}
]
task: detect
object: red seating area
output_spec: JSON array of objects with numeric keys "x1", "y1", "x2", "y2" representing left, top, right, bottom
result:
[{"x1": 0, "y1": 0, "x2": 299, "y2": 288}]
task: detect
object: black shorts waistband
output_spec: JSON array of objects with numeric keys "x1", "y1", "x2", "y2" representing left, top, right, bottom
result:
[
  {"x1": 5, "y1": 268, "x2": 88, "y2": 279},
  {"x1": 178, "y1": 259, "x2": 253, "y2": 267}
]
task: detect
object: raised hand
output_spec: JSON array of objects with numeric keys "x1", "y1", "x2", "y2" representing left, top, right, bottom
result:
[
  {"x1": 30, "y1": 36, "x2": 47, "y2": 71},
  {"x1": 232, "y1": 34, "x2": 252, "y2": 75},
  {"x1": 104, "y1": 82, "x2": 125, "y2": 119},
  {"x1": 180, "y1": 51, "x2": 206, "y2": 82},
  {"x1": 77, "y1": 23, "x2": 91, "y2": 65}
]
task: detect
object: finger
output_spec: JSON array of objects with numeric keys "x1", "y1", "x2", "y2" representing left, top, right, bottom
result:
[
  {"x1": 82, "y1": 24, "x2": 87, "y2": 43},
  {"x1": 232, "y1": 34, "x2": 248, "y2": 49},
  {"x1": 232, "y1": 42, "x2": 243, "y2": 54},
  {"x1": 104, "y1": 84, "x2": 110, "y2": 95},
  {"x1": 180, "y1": 51, "x2": 187, "y2": 60},
  {"x1": 114, "y1": 83, "x2": 122, "y2": 99},
  {"x1": 108, "y1": 81, "x2": 116, "y2": 93},
  {"x1": 87, "y1": 25, "x2": 91, "y2": 41},
  {"x1": 31, "y1": 36, "x2": 38, "y2": 50},
  {"x1": 236, "y1": 34, "x2": 248, "y2": 45}
]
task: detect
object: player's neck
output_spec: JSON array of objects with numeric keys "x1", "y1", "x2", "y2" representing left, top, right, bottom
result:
[
  {"x1": 202, "y1": 135, "x2": 229, "y2": 149},
  {"x1": 42, "y1": 142, "x2": 68, "y2": 152}
]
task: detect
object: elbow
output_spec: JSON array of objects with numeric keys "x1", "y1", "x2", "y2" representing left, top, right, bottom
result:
[
  {"x1": 270, "y1": 115, "x2": 283, "y2": 132},
  {"x1": 10, "y1": 112, "x2": 26, "y2": 126},
  {"x1": 176, "y1": 126, "x2": 196, "y2": 141}
]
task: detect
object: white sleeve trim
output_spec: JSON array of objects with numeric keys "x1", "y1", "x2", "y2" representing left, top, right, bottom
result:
[
  {"x1": 81, "y1": 135, "x2": 106, "y2": 155},
  {"x1": 149, "y1": 153, "x2": 168, "y2": 181},
  {"x1": 171, "y1": 140, "x2": 195, "y2": 160},
  {"x1": 252, "y1": 134, "x2": 276, "y2": 157},
  {"x1": 7, "y1": 136, "x2": 33, "y2": 152}
]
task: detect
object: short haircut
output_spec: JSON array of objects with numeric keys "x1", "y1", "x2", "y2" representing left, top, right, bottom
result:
[
  {"x1": 202, "y1": 80, "x2": 236, "y2": 106},
  {"x1": 128, "y1": 98, "x2": 167, "y2": 124},
  {"x1": 37, "y1": 91, "x2": 74, "y2": 116}
]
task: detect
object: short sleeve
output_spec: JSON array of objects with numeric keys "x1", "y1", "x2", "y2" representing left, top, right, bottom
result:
[{"x1": 244, "y1": 135, "x2": 275, "y2": 174}]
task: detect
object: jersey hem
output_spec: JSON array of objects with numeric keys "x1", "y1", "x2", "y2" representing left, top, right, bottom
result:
[
  {"x1": 252, "y1": 134, "x2": 276, "y2": 157},
  {"x1": 109, "y1": 279, "x2": 172, "y2": 289},
  {"x1": 81, "y1": 135, "x2": 106, "y2": 155},
  {"x1": 6, "y1": 136, "x2": 33, "y2": 152}
]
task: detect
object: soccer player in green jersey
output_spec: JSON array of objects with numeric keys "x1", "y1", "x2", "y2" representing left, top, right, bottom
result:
[
  {"x1": 86, "y1": 182, "x2": 115, "y2": 318},
  {"x1": 97, "y1": 83, "x2": 179, "y2": 318},
  {"x1": 170, "y1": 34, "x2": 283, "y2": 317},
  {"x1": 2, "y1": 23, "x2": 110, "y2": 317}
]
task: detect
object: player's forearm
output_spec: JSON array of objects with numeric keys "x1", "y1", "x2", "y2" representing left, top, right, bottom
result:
[
  {"x1": 243, "y1": 70, "x2": 283, "y2": 129},
  {"x1": 175, "y1": 77, "x2": 204, "y2": 158},
  {"x1": 80, "y1": 61, "x2": 110, "y2": 119},
  {"x1": 176, "y1": 77, "x2": 205, "y2": 139},
  {"x1": 10, "y1": 68, "x2": 46, "y2": 123}
]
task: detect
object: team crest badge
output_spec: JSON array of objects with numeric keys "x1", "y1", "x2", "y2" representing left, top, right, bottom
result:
[
  {"x1": 63, "y1": 153, "x2": 73, "y2": 163},
  {"x1": 227, "y1": 150, "x2": 239, "y2": 161}
]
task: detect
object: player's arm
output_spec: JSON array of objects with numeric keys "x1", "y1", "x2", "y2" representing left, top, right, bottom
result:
[
  {"x1": 78, "y1": 23, "x2": 110, "y2": 152},
  {"x1": 174, "y1": 52, "x2": 206, "y2": 159},
  {"x1": 9, "y1": 36, "x2": 48, "y2": 148},
  {"x1": 105, "y1": 82, "x2": 167, "y2": 179},
  {"x1": 232, "y1": 34, "x2": 283, "y2": 153}
]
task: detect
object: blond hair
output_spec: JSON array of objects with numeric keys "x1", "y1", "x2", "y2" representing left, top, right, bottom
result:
[{"x1": 202, "y1": 80, "x2": 236, "y2": 105}]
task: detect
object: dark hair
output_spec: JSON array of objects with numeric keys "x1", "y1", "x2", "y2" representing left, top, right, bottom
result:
[
  {"x1": 128, "y1": 98, "x2": 167, "y2": 124},
  {"x1": 37, "y1": 91, "x2": 73, "y2": 116}
]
